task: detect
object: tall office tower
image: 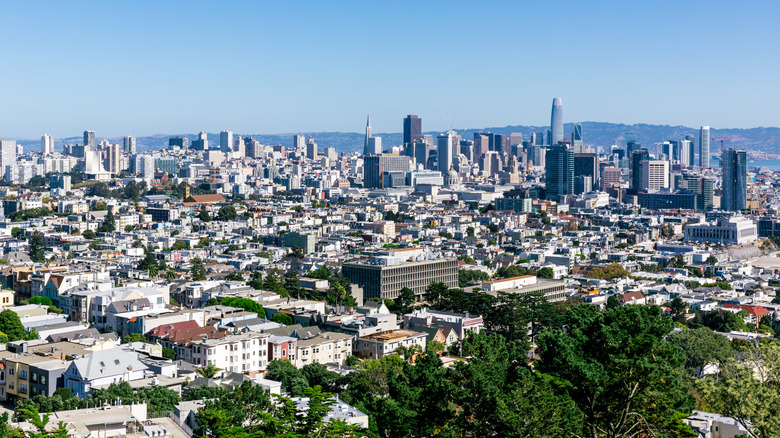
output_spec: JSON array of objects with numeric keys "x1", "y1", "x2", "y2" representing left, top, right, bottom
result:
[
  {"x1": 600, "y1": 167, "x2": 622, "y2": 191},
  {"x1": 403, "y1": 115, "x2": 422, "y2": 145},
  {"x1": 412, "y1": 143, "x2": 429, "y2": 169},
  {"x1": 293, "y1": 135, "x2": 305, "y2": 152},
  {"x1": 639, "y1": 160, "x2": 670, "y2": 191},
  {"x1": 220, "y1": 131, "x2": 233, "y2": 153},
  {"x1": 572, "y1": 123, "x2": 582, "y2": 142},
  {"x1": 626, "y1": 140, "x2": 642, "y2": 156},
  {"x1": 233, "y1": 137, "x2": 245, "y2": 157},
  {"x1": 550, "y1": 98, "x2": 563, "y2": 146},
  {"x1": 366, "y1": 137, "x2": 382, "y2": 155},
  {"x1": 545, "y1": 144, "x2": 573, "y2": 200},
  {"x1": 509, "y1": 133, "x2": 523, "y2": 147},
  {"x1": 41, "y1": 134, "x2": 54, "y2": 155},
  {"x1": 657, "y1": 141, "x2": 673, "y2": 160},
  {"x1": 325, "y1": 147, "x2": 338, "y2": 161},
  {"x1": 679, "y1": 140, "x2": 693, "y2": 166},
  {"x1": 0, "y1": 139, "x2": 17, "y2": 172},
  {"x1": 363, "y1": 155, "x2": 412, "y2": 188},
  {"x1": 533, "y1": 132, "x2": 545, "y2": 146},
  {"x1": 699, "y1": 126, "x2": 710, "y2": 169},
  {"x1": 721, "y1": 148, "x2": 747, "y2": 211},
  {"x1": 574, "y1": 153, "x2": 599, "y2": 190},
  {"x1": 192, "y1": 132, "x2": 209, "y2": 150},
  {"x1": 629, "y1": 149, "x2": 650, "y2": 192},
  {"x1": 306, "y1": 136, "x2": 318, "y2": 160},
  {"x1": 685, "y1": 134, "x2": 695, "y2": 164},
  {"x1": 363, "y1": 115, "x2": 373, "y2": 153},
  {"x1": 245, "y1": 137, "x2": 260, "y2": 158},
  {"x1": 167, "y1": 137, "x2": 186, "y2": 149},
  {"x1": 83, "y1": 131, "x2": 95, "y2": 149},
  {"x1": 480, "y1": 151, "x2": 502, "y2": 176},
  {"x1": 123, "y1": 136, "x2": 136, "y2": 155},
  {"x1": 104, "y1": 143, "x2": 123, "y2": 175},
  {"x1": 437, "y1": 132, "x2": 454, "y2": 172}
]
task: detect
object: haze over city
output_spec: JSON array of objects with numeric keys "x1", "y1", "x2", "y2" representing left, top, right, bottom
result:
[{"x1": 2, "y1": 0, "x2": 780, "y2": 138}]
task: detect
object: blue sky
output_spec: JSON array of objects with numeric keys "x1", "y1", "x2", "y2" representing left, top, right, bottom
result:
[{"x1": 1, "y1": 0, "x2": 778, "y2": 138}]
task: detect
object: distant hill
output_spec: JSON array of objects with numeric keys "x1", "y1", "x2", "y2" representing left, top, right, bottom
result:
[{"x1": 12, "y1": 122, "x2": 780, "y2": 155}]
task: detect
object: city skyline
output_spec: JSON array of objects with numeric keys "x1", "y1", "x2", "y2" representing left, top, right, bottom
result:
[{"x1": 2, "y1": 1, "x2": 779, "y2": 138}]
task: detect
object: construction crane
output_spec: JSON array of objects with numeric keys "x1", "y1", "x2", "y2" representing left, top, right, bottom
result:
[{"x1": 711, "y1": 136, "x2": 746, "y2": 156}]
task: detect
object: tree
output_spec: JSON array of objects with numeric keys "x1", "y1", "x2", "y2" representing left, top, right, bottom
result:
[
  {"x1": 536, "y1": 267, "x2": 554, "y2": 279},
  {"x1": 165, "y1": 270, "x2": 177, "y2": 280},
  {"x1": 669, "y1": 297, "x2": 688, "y2": 323},
  {"x1": 197, "y1": 209, "x2": 212, "y2": 222},
  {"x1": 696, "y1": 340, "x2": 780, "y2": 438},
  {"x1": 221, "y1": 297, "x2": 265, "y2": 318},
  {"x1": 28, "y1": 233, "x2": 46, "y2": 263},
  {"x1": 171, "y1": 240, "x2": 187, "y2": 251},
  {"x1": 271, "y1": 313, "x2": 294, "y2": 326},
  {"x1": 224, "y1": 272, "x2": 245, "y2": 282},
  {"x1": 266, "y1": 359, "x2": 309, "y2": 397},
  {"x1": 11, "y1": 227, "x2": 21, "y2": 239},
  {"x1": 705, "y1": 255, "x2": 719, "y2": 264},
  {"x1": 16, "y1": 404, "x2": 69, "y2": 438},
  {"x1": 137, "y1": 251, "x2": 159, "y2": 277},
  {"x1": 216, "y1": 205, "x2": 237, "y2": 221},
  {"x1": 162, "y1": 347, "x2": 177, "y2": 360},
  {"x1": 82, "y1": 229, "x2": 97, "y2": 239},
  {"x1": 700, "y1": 309, "x2": 747, "y2": 332},
  {"x1": 123, "y1": 333, "x2": 146, "y2": 344},
  {"x1": 190, "y1": 258, "x2": 207, "y2": 281},
  {"x1": 393, "y1": 287, "x2": 416, "y2": 314},
  {"x1": 537, "y1": 305, "x2": 696, "y2": 438},
  {"x1": 466, "y1": 226, "x2": 475, "y2": 237},
  {"x1": 669, "y1": 326, "x2": 734, "y2": 376},
  {"x1": 206, "y1": 297, "x2": 219, "y2": 306},
  {"x1": 29, "y1": 296, "x2": 52, "y2": 306},
  {"x1": 196, "y1": 363, "x2": 222, "y2": 379},
  {"x1": 606, "y1": 294, "x2": 621, "y2": 310},
  {"x1": 0, "y1": 309, "x2": 28, "y2": 342},
  {"x1": 99, "y1": 208, "x2": 116, "y2": 232}
]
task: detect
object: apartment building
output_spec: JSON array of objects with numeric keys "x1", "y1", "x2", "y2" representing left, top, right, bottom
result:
[{"x1": 191, "y1": 332, "x2": 269, "y2": 376}]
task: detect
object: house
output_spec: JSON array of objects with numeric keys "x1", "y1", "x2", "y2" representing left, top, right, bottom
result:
[
  {"x1": 402, "y1": 308, "x2": 484, "y2": 342},
  {"x1": 63, "y1": 349, "x2": 151, "y2": 398},
  {"x1": 354, "y1": 329, "x2": 427, "y2": 360},
  {"x1": 267, "y1": 335, "x2": 297, "y2": 365},
  {"x1": 619, "y1": 291, "x2": 646, "y2": 305},
  {"x1": 190, "y1": 332, "x2": 269, "y2": 375},
  {"x1": 722, "y1": 304, "x2": 770, "y2": 327}
]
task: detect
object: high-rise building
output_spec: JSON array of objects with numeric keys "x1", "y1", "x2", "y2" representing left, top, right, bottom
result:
[
  {"x1": 550, "y1": 98, "x2": 563, "y2": 146},
  {"x1": 572, "y1": 123, "x2": 582, "y2": 142},
  {"x1": 83, "y1": 131, "x2": 95, "y2": 149},
  {"x1": 169, "y1": 137, "x2": 188, "y2": 149},
  {"x1": 574, "y1": 153, "x2": 599, "y2": 190},
  {"x1": 104, "y1": 143, "x2": 123, "y2": 175},
  {"x1": 0, "y1": 139, "x2": 18, "y2": 173},
  {"x1": 245, "y1": 137, "x2": 261, "y2": 158},
  {"x1": 306, "y1": 136, "x2": 318, "y2": 160},
  {"x1": 721, "y1": 148, "x2": 747, "y2": 211},
  {"x1": 233, "y1": 136, "x2": 245, "y2": 157},
  {"x1": 629, "y1": 149, "x2": 649, "y2": 192},
  {"x1": 124, "y1": 136, "x2": 136, "y2": 155},
  {"x1": 699, "y1": 126, "x2": 710, "y2": 169},
  {"x1": 403, "y1": 115, "x2": 422, "y2": 145},
  {"x1": 293, "y1": 135, "x2": 305, "y2": 152},
  {"x1": 342, "y1": 257, "x2": 458, "y2": 300},
  {"x1": 363, "y1": 155, "x2": 412, "y2": 188},
  {"x1": 220, "y1": 131, "x2": 233, "y2": 153},
  {"x1": 600, "y1": 167, "x2": 622, "y2": 191},
  {"x1": 679, "y1": 140, "x2": 693, "y2": 166},
  {"x1": 41, "y1": 134, "x2": 54, "y2": 155},
  {"x1": 627, "y1": 140, "x2": 642, "y2": 156},
  {"x1": 365, "y1": 137, "x2": 382, "y2": 155},
  {"x1": 639, "y1": 160, "x2": 670, "y2": 191},
  {"x1": 545, "y1": 144, "x2": 573, "y2": 200},
  {"x1": 437, "y1": 132, "x2": 454, "y2": 173},
  {"x1": 192, "y1": 132, "x2": 208, "y2": 150}
]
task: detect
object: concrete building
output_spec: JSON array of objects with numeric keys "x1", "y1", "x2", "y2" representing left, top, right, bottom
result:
[
  {"x1": 684, "y1": 217, "x2": 757, "y2": 245},
  {"x1": 191, "y1": 332, "x2": 269, "y2": 375},
  {"x1": 481, "y1": 275, "x2": 566, "y2": 302},
  {"x1": 640, "y1": 160, "x2": 669, "y2": 191},
  {"x1": 343, "y1": 257, "x2": 458, "y2": 301}
]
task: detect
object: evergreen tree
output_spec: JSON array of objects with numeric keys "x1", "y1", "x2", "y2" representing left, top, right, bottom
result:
[
  {"x1": 28, "y1": 233, "x2": 46, "y2": 263},
  {"x1": 190, "y1": 258, "x2": 207, "y2": 281},
  {"x1": 99, "y1": 208, "x2": 116, "y2": 232}
]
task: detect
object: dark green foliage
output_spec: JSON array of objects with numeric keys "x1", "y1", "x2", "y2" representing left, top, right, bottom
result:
[
  {"x1": 197, "y1": 209, "x2": 212, "y2": 222},
  {"x1": 28, "y1": 232, "x2": 46, "y2": 262},
  {"x1": 221, "y1": 297, "x2": 265, "y2": 318},
  {"x1": 669, "y1": 326, "x2": 735, "y2": 375},
  {"x1": 123, "y1": 333, "x2": 146, "y2": 343},
  {"x1": 171, "y1": 240, "x2": 187, "y2": 251},
  {"x1": 162, "y1": 346, "x2": 177, "y2": 360},
  {"x1": 700, "y1": 309, "x2": 747, "y2": 332},
  {"x1": 271, "y1": 313, "x2": 293, "y2": 326},
  {"x1": 29, "y1": 296, "x2": 52, "y2": 306},
  {"x1": 98, "y1": 209, "x2": 116, "y2": 232},
  {"x1": 458, "y1": 269, "x2": 490, "y2": 287},
  {"x1": 536, "y1": 267, "x2": 554, "y2": 279},
  {"x1": 0, "y1": 309, "x2": 28, "y2": 341},
  {"x1": 216, "y1": 205, "x2": 237, "y2": 221},
  {"x1": 537, "y1": 305, "x2": 696, "y2": 438},
  {"x1": 9, "y1": 207, "x2": 53, "y2": 222},
  {"x1": 206, "y1": 297, "x2": 219, "y2": 306},
  {"x1": 190, "y1": 257, "x2": 207, "y2": 281}
]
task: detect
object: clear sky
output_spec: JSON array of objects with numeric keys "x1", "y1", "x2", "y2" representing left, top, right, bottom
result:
[{"x1": 1, "y1": 0, "x2": 778, "y2": 138}]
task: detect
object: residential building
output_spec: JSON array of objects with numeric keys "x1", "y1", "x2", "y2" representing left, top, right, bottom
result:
[
  {"x1": 354, "y1": 329, "x2": 427, "y2": 359},
  {"x1": 343, "y1": 256, "x2": 458, "y2": 301}
]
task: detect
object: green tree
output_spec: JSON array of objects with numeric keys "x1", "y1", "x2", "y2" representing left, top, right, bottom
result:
[
  {"x1": 29, "y1": 296, "x2": 52, "y2": 306},
  {"x1": 162, "y1": 346, "x2": 177, "y2": 360},
  {"x1": 537, "y1": 305, "x2": 696, "y2": 438},
  {"x1": 196, "y1": 363, "x2": 222, "y2": 379},
  {"x1": 190, "y1": 258, "x2": 207, "y2": 281},
  {"x1": 696, "y1": 340, "x2": 780, "y2": 438},
  {"x1": 171, "y1": 240, "x2": 187, "y2": 251},
  {"x1": 669, "y1": 297, "x2": 688, "y2": 323},
  {"x1": 216, "y1": 205, "x2": 237, "y2": 221},
  {"x1": 137, "y1": 251, "x2": 159, "y2": 277},
  {"x1": 123, "y1": 333, "x2": 146, "y2": 344},
  {"x1": 669, "y1": 326, "x2": 734, "y2": 376},
  {"x1": 705, "y1": 255, "x2": 719, "y2": 264},
  {"x1": 99, "y1": 208, "x2": 116, "y2": 232},
  {"x1": 197, "y1": 209, "x2": 212, "y2": 222},
  {"x1": 536, "y1": 267, "x2": 554, "y2": 279},
  {"x1": 0, "y1": 310, "x2": 28, "y2": 342},
  {"x1": 266, "y1": 360, "x2": 309, "y2": 397},
  {"x1": 11, "y1": 227, "x2": 22, "y2": 239},
  {"x1": 28, "y1": 233, "x2": 46, "y2": 263},
  {"x1": 700, "y1": 309, "x2": 747, "y2": 332},
  {"x1": 271, "y1": 313, "x2": 293, "y2": 326}
]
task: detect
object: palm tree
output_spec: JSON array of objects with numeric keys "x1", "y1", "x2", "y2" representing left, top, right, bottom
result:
[
  {"x1": 165, "y1": 270, "x2": 177, "y2": 280},
  {"x1": 196, "y1": 363, "x2": 221, "y2": 379}
]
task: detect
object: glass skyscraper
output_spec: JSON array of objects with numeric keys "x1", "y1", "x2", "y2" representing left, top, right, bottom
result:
[
  {"x1": 721, "y1": 148, "x2": 747, "y2": 211},
  {"x1": 550, "y1": 98, "x2": 563, "y2": 146}
]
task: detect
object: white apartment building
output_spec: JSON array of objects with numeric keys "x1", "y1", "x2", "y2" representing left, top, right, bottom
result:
[
  {"x1": 192, "y1": 332, "x2": 269, "y2": 375},
  {"x1": 684, "y1": 217, "x2": 757, "y2": 245},
  {"x1": 297, "y1": 332, "x2": 354, "y2": 367}
]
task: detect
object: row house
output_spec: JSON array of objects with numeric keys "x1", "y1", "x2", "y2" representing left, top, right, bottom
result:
[{"x1": 191, "y1": 332, "x2": 269, "y2": 375}]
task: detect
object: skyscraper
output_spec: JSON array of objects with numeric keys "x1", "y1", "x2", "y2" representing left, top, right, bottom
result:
[
  {"x1": 124, "y1": 136, "x2": 136, "y2": 155},
  {"x1": 545, "y1": 144, "x2": 573, "y2": 200},
  {"x1": 574, "y1": 153, "x2": 599, "y2": 190},
  {"x1": 721, "y1": 148, "x2": 747, "y2": 211},
  {"x1": 83, "y1": 130, "x2": 95, "y2": 149},
  {"x1": 306, "y1": 136, "x2": 318, "y2": 160},
  {"x1": 293, "y1": 135, "x2": 305, "y2": 152},
  {"x1": 629, "y1": 149, "x2": 650, "y2": 192},
  {"x1": 437, "y1": 132, "x2": 454, "y2": 173},
  {"x1": 364, "y1": 115, "x2": 382, "y2": 155},
  {"x1": 403, "y1": 115, "x2": 422, "y2": 145},
  {"x1": 220, "y1": 131, "x2": 233, "y2": 153},
  {"x1": 104, "y1": 143, "x2": 123, "y2": 175},
  {"x1": 363, "y1": 155, "x2": 412, "y2": 188},
  {"x1": 550, "y1": 98, "x2": 563, "y2": 146},
  {"x1": 639, "y1": 160, "x2": 670, "y2": 191},
  {"x1": 41, "y1": 134, "x2": 54, "y2": 155},
  {"x1": 363, "y1": 115, "x2": 372, "y2": 152},
  {"x1": 699, "y1": 126, "x2": 710, "y2": 169},
  {"x1": 685, "y1": 134, "x2": 696, "y2": 165},
  {"x1": 192, "y1": 132, "x2": 208, "y2": 150},
  {"x1": 0, "y1": 139, "x2": 18, "y2": 173},
  {"x1": 169, "y1": 137, "x2": 189, "y2": 149}
]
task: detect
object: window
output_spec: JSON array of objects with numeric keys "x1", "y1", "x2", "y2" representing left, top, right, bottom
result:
[
  {"x1": 8, "y1": 368, "x2": 14, "y2": 376},
  {"x1": 8, "y1": 382, "x2": 13, "y2": 390},
  {"x1": 19, "y1": 370, "x2": 27, "y2": 380},
  {"x1": 31, "y1": 373, "x2": 38, "y2": 383}
]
